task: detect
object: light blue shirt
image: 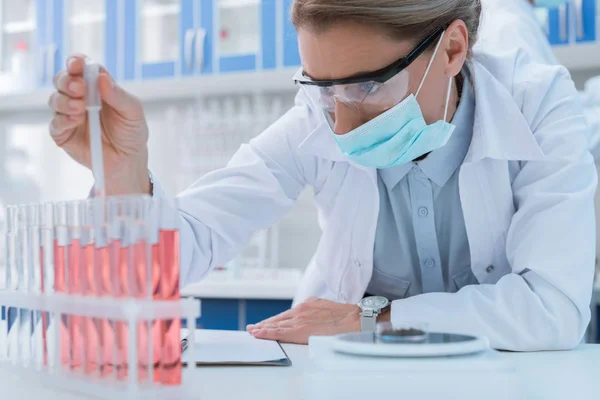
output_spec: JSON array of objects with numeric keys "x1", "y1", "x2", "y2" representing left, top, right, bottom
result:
[{"x1": 367, "y1": 70, "x2": 477, "y2": 300}]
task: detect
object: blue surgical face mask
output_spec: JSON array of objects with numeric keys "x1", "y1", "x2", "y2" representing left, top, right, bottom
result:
[
  {"x1": 330, "y1": 31, "x2": 456, "y2": 169},
  {"x1": 534, "y1": 0, "x2": 569, "y2": 9}
]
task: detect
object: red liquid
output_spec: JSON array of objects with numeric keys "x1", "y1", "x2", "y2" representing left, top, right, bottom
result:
[
  {"x1": 82, "y1": 243, "x2": 99, "y2": 376},
  {"x1": 96, "y1": 246, "x2": 115, "y2": 377},
  {"x1": 54, "y1": 240, "x2": 69, "y2": 367},
  {"x1": 159, "y1": 229, "x2": 181, "y2": 386},
  {"x1": 134, "y1": 238, "x2": 149, "y2": 383},
  {"x1": 68, "y1": 238, "x2": 84, "y2": 370},
  {"x1": 113, "y1": 240, "x2": 129, "y2": 380},
  {"x1": 151, "y1": 243, "x2": 162, "y2": 384}
]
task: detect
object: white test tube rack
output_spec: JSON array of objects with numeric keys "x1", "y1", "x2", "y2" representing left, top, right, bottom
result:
[{"x1": 0, "y1": 291, "x2": 200, "y2": 400}]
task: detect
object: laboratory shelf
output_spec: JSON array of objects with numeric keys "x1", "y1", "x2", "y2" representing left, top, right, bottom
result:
[
  {"x1": 553, "y1": 41, "x2": 600, "y2": 71},
  {"x1": 0, "y1": 67, "x2": 299, "y2": 113},
  {"x1": 181, "y1": 270, "x2": 301, "y2": 300}
]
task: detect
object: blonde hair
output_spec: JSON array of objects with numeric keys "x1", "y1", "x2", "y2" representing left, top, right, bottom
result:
[{"x1": 291, "y1": 0, "x2": 482, "y2": 55}]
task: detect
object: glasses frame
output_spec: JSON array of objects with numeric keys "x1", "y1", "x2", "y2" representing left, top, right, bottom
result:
[{"x1": 293, "y1": 26, "x2": 447, "y2": 87}]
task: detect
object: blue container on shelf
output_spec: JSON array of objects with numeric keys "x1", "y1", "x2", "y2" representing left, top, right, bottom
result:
[
  {"x1": 548, "y1": 0, "x2": 597, "y2": 45},
  {"x1": 575, "y1": 0, "x2": 596, "y2": 43}
]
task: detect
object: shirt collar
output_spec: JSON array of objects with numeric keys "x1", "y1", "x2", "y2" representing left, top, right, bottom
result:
[
  {"x1": 379, "y1": 69, "x2": 475, "y2": 189},
  {"x1": 417, "y1": 69, "x2": 475, "y2": 187}
]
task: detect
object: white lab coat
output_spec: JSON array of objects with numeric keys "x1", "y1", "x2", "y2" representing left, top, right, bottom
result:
[
  {"x1": 479, "y1": 0, "x2": 600, "y2": 159},
  {"x1": 167, "y1": 48, "x2": 597, "y2": 352},
  {"x1": 478, "y1": 0, "x2": 559, "y2": 65}
]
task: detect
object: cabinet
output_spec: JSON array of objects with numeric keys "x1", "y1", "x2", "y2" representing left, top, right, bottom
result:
[
  {"x1": 123, "y1": 0, "x2": 184, "y2": 80},
  {"x1": 1, "y1": 0, "x2": 118, "y2": 90},
  {"x1": 122, "y1": 0, "x2": 290, "y2": 80},
  {"x1": 191, "y1": 298, "x2": 292, "y2": 331},
  {"x1": 0, "y1": 0, "x2": 42, "y2": 93},
  {"x1": 62, "y1": 0, "x2": 119, "y2": 77},
  {"x1": 547, "y1": 0, "x2": 596, "y2": 45},
  {"x1": 0, "y1": 0, "x2": 302, "y2": 102}
]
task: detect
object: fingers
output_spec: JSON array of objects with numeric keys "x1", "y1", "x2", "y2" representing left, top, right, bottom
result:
[
  {"x1": 48, "y1": 92, "x2": 86, "y2": 115},
  {"x1": 97, "y1": 72, "x2": 144, "y2": 120},
  {"x1": 250, "y1": 325, "x2": 309, "y2": 345},
  {"x1": 53, "y1": 70, "x2": 86, "y2": 97},
  {"x1": 246, "y1": 308, "x2": 296, "y2": 331},
  {"x1": 49, "y1": 113, "x2": 84, "y2": 140},
  {"x1": 66, "y1": 54, "x2": 86, "y2": 76},
  {"x1": 53, "y1": 53, "x2": 144, "y2": 122}
]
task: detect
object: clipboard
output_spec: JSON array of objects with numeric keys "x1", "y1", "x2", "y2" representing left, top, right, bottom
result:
[{"x1": 180, "y1": 329, "x2": 292, "y2": 367}]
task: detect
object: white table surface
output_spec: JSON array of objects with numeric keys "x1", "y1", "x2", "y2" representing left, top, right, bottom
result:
[
  {"x1": 180, "y1": 269, "x2": 301, "y2": 300},
  {"x1": 1, "y1": 328, "x2": 599, "y2": 400}
]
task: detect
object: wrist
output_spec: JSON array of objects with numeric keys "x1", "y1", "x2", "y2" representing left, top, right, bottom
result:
[
  {"x1": 378, "y1": 308, "x2": 391, "y2": 323},
  {"x1": 105, "y1": 159, "x2": 151, "y2": 196}
]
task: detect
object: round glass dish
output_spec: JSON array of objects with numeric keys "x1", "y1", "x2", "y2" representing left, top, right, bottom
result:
[{"x1": 375, "y1": 321, "x2": 429, "y2": 343}]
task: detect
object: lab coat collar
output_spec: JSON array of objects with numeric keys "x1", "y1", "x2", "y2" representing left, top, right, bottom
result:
[
  {"x1": 297, "y1": 56, "x2": 545, "y2": 165},
  {"x1": 464, "y1": 59, "x2": 545, "y2": 163}
]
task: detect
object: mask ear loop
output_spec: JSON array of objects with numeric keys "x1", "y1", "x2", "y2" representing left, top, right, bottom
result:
[
  {"x1": 416, "y1": 30, "x2": 446, "y2": 99},
  {"x1": 443, "y1": 77, "x2": 453, "y2": 122}
]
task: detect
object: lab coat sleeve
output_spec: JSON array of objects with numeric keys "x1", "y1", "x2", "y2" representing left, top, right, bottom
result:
[
  {"x1": 391, "y1": 66, "x2": 597, "y2": 351},
  {"x1": 167, "y1": 92, "x2": 320, "y2": 286},
  {"x1": 582, "y1": 78, "x2": 600, "y2": 160}
]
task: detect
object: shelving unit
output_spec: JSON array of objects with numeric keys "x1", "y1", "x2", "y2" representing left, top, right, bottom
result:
[
  {"x1": 0, "y1": 67, "x2": 299, "y2": 113},
  {"x1": 553, "y1": 40, "x2": 600, "y2": 70}
]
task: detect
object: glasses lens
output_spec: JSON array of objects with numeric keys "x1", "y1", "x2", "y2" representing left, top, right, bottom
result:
[{"x1": 299, "y1": 69, "x2": 411, "y2": 118}]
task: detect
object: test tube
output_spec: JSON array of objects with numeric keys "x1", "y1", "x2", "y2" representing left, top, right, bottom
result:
[
  {"x1": 5, "y1": 206, "x2": 18, "y2": 363},
  {"x1": 66, "y1": 201, "x2": 85, "y2": 371},
  {"x1": 81, "y1": 200, "x2": 100, "y2": 377},
  {"x1": 17, "y1": 205, "x2": 32, "y2": 366},
  {"x1": 158, "y1": 198, "x2": 181, "y2": 385},
  {"x1": 41, "y1": 203, "x2": 55, "y2": 370},
  {"x1": 148, "y1": 198, "x2": 163, "y2": 384},
  {"x1": 0, "y1": 215, "x2": 5, "y2": 358},
  {"x1": 54, "y1": 202, "x2": 70, "y2": 368},
  {"x1": 108, "y1": 197, "x2": 131, "y2": 380},
  {"x1": 84, "y1": 60, "x2": 105, "y2": 198},
  {"x1": 94, "y1": 198, "x2": 115, "y2": 378},
  {"x1": 29, "y1": 204, "x2": 44, "y2": 370},
  {"x1": 130, "y1": 196, "x2": 155, "y2": 383}
]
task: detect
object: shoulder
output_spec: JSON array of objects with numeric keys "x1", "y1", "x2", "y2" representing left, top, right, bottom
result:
[
  {"x1": 473, "y1": 49, "x2": 589, "y2": 158},
  {"x1": 473, "y1": 48, "x2": 580, "y2": 121}
]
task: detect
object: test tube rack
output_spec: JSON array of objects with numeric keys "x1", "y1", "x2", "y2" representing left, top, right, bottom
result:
[
  {"x1": 0, "y1": 290, "x2": 200, "y2": 399},
  {"x1": 0, "y1": 195, "x2": 199, "y2": 399}
]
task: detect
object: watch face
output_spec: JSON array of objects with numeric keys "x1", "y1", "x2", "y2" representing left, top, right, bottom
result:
[{"x1": 360, "y1": 296, "x2": 389, "y2": 310}]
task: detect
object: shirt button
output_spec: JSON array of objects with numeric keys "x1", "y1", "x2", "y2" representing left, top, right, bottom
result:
[
  {"x1": 425, "y1": 259, "x2": 436, "y2": 269},
  {"x1": 354, "y1": 259, "x2": 362, "y2": 268},
  {"x1": 418, "y1": 207, "x2": 429, "y2": 217},
  {"x1": 486, "y1": 265, "x2": 495, "y2": 273}
]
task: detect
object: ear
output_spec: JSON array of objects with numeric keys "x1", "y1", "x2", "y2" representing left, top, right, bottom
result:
[{"x1": 444, "y1": 20, "x2": 469, "y2": 77}]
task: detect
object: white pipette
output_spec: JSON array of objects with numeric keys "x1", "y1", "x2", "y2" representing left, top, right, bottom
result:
[{"x1": 84, "y1": 60, "x2": 105, "y2": 198}]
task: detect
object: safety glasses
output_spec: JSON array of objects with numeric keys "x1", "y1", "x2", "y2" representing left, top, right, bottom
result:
[{"x1": 293, "y1": 26, "x2": 446, "y2": 114}]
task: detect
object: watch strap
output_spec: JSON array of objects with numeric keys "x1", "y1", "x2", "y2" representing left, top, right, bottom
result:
[{"x1": 360, "y1": 309, "x2": 378, "y2": 332}]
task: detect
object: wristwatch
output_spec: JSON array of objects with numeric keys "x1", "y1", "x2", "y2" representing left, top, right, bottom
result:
[{"x1": 357, "y1": 296, "x2": 389, "y2": 332}]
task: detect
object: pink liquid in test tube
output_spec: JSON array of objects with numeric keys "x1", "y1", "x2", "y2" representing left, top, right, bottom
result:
[
  {"x1": 151, "y1": 243, "x2": 162, "y2": 384},
  {"x1": 53, "y1": 239, "x2": 69, "y2": 367},
  {"x1": 82, "y1": 241, "x2": 99, "y2": 376},
  {"x1": 68, "y1": 238, "x2": 84, "y2": 370},
  {"x1": 134, "y1": 236, "x2": 150, "y2": 383},
  {"x1": 96, "y1": 245, "x2": 115, "y2": 377},
  {"x1": 113, "y1": 239, "x2": 129, "y2": 380},
  {"x1": 159, "y1": 229, "x2": 181, "y2": 385}
]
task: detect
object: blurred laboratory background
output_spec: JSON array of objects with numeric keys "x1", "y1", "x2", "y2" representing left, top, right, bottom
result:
[{"x1": 0, "y1": 0, "x2": 598, "y2": 337}]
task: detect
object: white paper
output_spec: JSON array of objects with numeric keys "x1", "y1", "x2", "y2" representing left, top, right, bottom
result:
[{"x1": 181, "y1": 329, "x2": 287, "y2": 364}]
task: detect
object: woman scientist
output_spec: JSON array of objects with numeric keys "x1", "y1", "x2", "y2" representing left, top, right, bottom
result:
[{"x1": 48, "y1": 0, "x2": 596, "y2": 351}]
